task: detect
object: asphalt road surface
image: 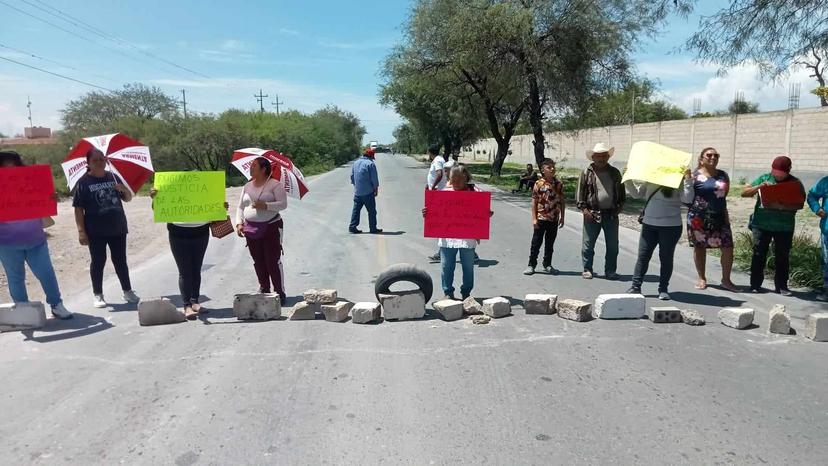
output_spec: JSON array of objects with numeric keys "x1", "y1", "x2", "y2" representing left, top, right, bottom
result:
[{"x1": 2, "y1": 154, "x2": 827, "y2": 465}]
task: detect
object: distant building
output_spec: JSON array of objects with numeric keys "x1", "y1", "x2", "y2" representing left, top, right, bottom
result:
[{"x1": 24, "y1": 126, "x2": 52, "y2": 139}]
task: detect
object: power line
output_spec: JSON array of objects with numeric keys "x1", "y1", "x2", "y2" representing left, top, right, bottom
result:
[
  {"x1": 0, "y1": 42, "x2": 118, "y2": 83},
  {"x1": 180, "y1": 89, "x2": 188, "y2": 119},
  {"x1": 0, "y1": 56, "x2": 112, "y2": 91},
  {"x1": 22, "y1": 0, "x2": 210, "y2": 79},
  {"x1": 272, "y1": 94, "x2": 284, "y2": 115},
  {"x1": 0, "y1": 0, "x2": 158, "y2": 70}
]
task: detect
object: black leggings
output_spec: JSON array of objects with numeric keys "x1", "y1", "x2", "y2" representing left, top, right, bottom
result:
[
  {"x1": 168, "y1": 224, "x2": 210, "y2": 304},
  {"x1": 88, "y1": 235, "x2": 132, "y2": 295}
]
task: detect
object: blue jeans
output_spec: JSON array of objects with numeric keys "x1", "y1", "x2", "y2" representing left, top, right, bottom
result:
[
  {"x1": 822, "y1": 231, "x2": 828, "y2": 287},
  {"x1": 349, "y1": 194, "x2": 377, "y2": 230},
  {"x1": 0, "y1": 241, "x2": 62, "y2": 307},
  {"x1": 440, "y1": 247, "x2": 475, "y2": 297}
]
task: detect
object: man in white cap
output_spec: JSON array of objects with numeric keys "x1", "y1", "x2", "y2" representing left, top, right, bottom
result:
[{"x1": 576, "y1": 142, "x2": 625, "y2": 280}]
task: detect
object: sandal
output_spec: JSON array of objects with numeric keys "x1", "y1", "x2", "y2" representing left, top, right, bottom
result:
[
  {"x1": 720, "y1": 280, "x2": 739, "y2": 292},
  {"x1": 582, "y1": 270, "x2": 593, "y2": 280},
  {"x1": 184, "y1": 305, "x2": 198, "y2": 320},
  {"x1": 694, "y1": 279, "x2": 707, "y2": 290},
  {"x1": 191, "y1": 302, "x2": 206, "y2": 314}
]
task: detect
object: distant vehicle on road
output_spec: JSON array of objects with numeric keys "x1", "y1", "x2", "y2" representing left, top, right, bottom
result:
[{"x1": 369, "y1": 141, "x2": 378, "y2": 150}]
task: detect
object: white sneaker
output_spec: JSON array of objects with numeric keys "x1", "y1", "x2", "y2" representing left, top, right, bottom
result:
[
  {"x1": 51, "y1": 302, "x2": 74, "y2": 320},
  {"x1": 93, "y1": 294, "x2": 107, "y2": 308},
  {"x1": 123, "y1": 290, "x2": 140, "y2": 304}
]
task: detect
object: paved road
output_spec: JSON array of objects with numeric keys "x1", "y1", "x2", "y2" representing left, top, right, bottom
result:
[{"x1": 2, "y1": 154, "x2": 827, "y2": 465}]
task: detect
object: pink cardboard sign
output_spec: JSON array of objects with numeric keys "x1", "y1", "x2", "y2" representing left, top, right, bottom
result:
[
  {"x1": 0, "y1": 165, "x2": 57, "y2": 222},
  {"x1": 424, "y1": 189, "x2": 491, "y2": 240}
]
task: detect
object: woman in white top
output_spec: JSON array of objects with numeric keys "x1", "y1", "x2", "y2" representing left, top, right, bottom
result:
[
  {"x1": 235, "y1": 158, "x2": 288, "y2": 304},
  {"x1": 625, "y1": 169, "x2": 694, "y2": 300},
  {"x1": 149, "y1": 186, "x2": 229, "y2": 319},
  {"x1": 422, "y1": 164, "x2": 492, "y2": 300}
]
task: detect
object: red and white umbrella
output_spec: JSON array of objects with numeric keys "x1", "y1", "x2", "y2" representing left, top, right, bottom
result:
[
  {"x1": 231, "y1": 148, "x2": 309, "y2": 199},
  {"x1": 62, "y1": 133, "x2": 154, "y2": 194}
]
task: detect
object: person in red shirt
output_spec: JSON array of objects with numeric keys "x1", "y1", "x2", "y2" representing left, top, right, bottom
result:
[{"x1": 524, "y1": 159, "x2": 565, "y2": 275}]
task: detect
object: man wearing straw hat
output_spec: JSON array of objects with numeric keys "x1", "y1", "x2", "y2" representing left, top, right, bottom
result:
[{"x1": 576, "y1": 143, "x2": 625, "y2": 280}]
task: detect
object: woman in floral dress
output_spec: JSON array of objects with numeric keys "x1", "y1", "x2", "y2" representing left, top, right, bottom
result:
[{"x1": 687, "y1": 147, "x2": 738, "y2": 291}]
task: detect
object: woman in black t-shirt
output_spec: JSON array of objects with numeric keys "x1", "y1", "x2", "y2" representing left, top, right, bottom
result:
[{"x1": 72, "y1": 148, "x2": 140, "y2": 308}]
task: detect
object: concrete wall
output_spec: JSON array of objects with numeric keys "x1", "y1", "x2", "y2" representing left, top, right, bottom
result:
[{"x1": 463, "y1": 106, "x2": 828, "y2": 187}]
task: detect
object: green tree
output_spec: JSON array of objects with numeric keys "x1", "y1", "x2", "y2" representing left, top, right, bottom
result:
[
  {"x1": 550, "y1": 80, "x2": 688, "y2": 130},
  {"x1": 392, "y1": 121, "x2": 429, "y2": 155},
  {"x1": 686, "y1": 0, "x2": 828, "y2": 106},
  {"x1": 728, "y1": 99, "x2": 759, "y2": 114},
  {"x1": 61, "y1": 83, "x2": 179, "y2": 135}
]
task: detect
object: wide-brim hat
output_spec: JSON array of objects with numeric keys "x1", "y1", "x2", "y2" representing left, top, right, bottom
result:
[{"x1": 586, "y1": 143, "x2": 615, "y2": 161}]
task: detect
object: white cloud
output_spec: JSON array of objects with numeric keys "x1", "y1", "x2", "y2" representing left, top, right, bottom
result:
[
  {"x1": 661, "y1": 62, "x2": 822, "y2": 113},
  {"x1": 278, "y1": 28, "x2": 300, "y2": 36},
  {"x1": 220, "y1": 39, "x2": 244, "y2": 51},
  {"x1": 318, "y1": 39, "x2": 396, "y2": 51}
]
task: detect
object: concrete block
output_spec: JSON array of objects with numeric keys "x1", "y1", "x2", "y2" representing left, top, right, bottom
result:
[
  {"x1": 804, "y1": 313, "x2": 828, "y2": 342},
  {"x1": 524, "y1": 294, "x2": 558, "y2": 315},
  {"x1": 321, "y1": 301, "x2": 353, "y2": 322},
  {"x1": 351, "y1": 302, "x2": 382, "y2": 324},
  {"x1": 718, "y1": 308, "x2": 754, "y2": 330},
  {"x1": 647, "y1": 306, "x2": 682, "y2": 324},
  {"x1": 290, "y1": 301, "x2": 320, "y2": 320},
  {"x1": 0, "y1": 302, "x2": 47, "y2": 332},
  {"x1": 594, "y1": 294, "x2": 646, "y2": 319},
  {"x1": 138, "y1": 298, "x2": 186, "y2": 326},
  {"x1": 233, "y1": 293, "x2": 281, "y2": 321},
  {"x1": 432, "y1": 300, "x2": 464, "y2": 321},
  {"x1": 768, "y1": 304, "x2": 791, "y2": 335},
  {"x1": 556, "y1": 299, "x2": 592, "y2": 322},
  {"x1": 681, "y1": 309, "x2": 705, "y2": 326},
  {"x1": 482, "y1": 297, "x2": 511, "y2": 318},
  {"x1": 463, "y1": 296, "x2": 483, "y2": 315},
  {"x1": 303, "y1": 289, "x2": 337, "y2": 304},
  {"x1": 378, "y1": 290, "x2": 425, "y2": 320}
]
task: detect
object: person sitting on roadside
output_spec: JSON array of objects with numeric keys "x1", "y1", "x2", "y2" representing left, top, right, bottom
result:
[
  {"x1": 0, "y1": 150, "x2": 73, "y2": 319},
  {"x1": 687, "y1": 147, "x2": 738, "y2": 291},
  {"x1": 576, "y1": 143, "x2": 625, "y2": 280},
  {"x1": 626, "y1": 169, "x2": 694, "y2": 301},
  {"x1": 236, "y1": 157, "x2": 288, "y2": 305},
  {"x1": 513, "y1": 164, "x2": 539, "y2": 193},
  {"x1": 349, "y1": 148, "x2": 382, "y2": 234},
  {"x1": 741, "y1": 156, "x2": 806, "y2": 296},
  {"x1": 524, "y1": 158, "x2": 564, "y2": 276},
  {"x1": 807, "y1": 174, "x2": 828, "y2": 301},
  {"x1": 72, "y1": 148, "x2": 140, "y2": 308},
  {"x1": 422, "y1": 164, "x2": 492, "y2": 300}
]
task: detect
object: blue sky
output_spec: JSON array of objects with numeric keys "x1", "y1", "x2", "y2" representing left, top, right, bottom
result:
[{"x1": 0, "y1": 0, "x2": 820, "y2": 142}]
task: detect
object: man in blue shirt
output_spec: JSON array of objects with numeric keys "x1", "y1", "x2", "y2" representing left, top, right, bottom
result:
[
  {"x1": 807, "y1": 175, "x2": 828, "y2": 301},
  {"x1": 349, "y1": 148, "x2": 382, "y2": 234}
]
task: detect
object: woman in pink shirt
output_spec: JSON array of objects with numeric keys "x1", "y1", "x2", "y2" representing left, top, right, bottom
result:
[{"x1": 235, "y1": 158, "x2": 288, "y2": 304}]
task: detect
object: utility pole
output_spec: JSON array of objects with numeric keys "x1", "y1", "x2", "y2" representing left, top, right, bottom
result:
[
  {"x1": 180, "y1": 89, "x2": 188, "y2": 119},
  {"x1": 272, "y1": 94, "x2": 284, "y2": 115},
  {"x1": 26, "y1": 96, "x2": 33, "y2": 127},
  {"x1": 254, "y1": 89, "x2": 268, "y2": 113}
]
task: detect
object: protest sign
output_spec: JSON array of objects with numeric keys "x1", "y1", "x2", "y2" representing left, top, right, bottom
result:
[
  {"x1": 153, "y1": 171, "x2": 226, "y2": 223},
  {"x1": 0, "y1": 165, "x2": 57, "y2": 222},
  {"x1": 759, "y1": 181, "x2": 806, "y2": 208},
  {"x1": 424, "y1": 190, "x2": 491, "y2": 239},
  {"x1": 622, "y1": 141, "x2": 691, "y2": 188}
]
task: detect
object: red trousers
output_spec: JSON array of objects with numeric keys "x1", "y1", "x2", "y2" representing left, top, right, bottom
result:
[{"x1": 245, "y1": 218, "x2": 285, "y2": 297}]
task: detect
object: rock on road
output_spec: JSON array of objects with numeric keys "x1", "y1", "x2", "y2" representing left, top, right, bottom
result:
[{"x1": 1, "y1": 154, "x2": 827, "y2": 465}]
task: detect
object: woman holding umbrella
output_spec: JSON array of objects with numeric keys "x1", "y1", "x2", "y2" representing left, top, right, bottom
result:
[
  {"x1": 236, "y1": 157, "x2": 288, "y2": 304},
  {"x1": 72, "y1": 148, "x2": 140, "y2": 308}
]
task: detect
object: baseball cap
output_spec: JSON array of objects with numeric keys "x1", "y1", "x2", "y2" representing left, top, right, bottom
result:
[{"x1": 771, "y1": 155, "x2": 792, "y2": 177}]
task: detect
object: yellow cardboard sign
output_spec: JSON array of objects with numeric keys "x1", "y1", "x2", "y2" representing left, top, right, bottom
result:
[
  {"x1": 153, "y1": 171, "x2": 226, "y2": 223},
  {"x1": 621, "y1": 141, "x2": 691, "y2": 188}
]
